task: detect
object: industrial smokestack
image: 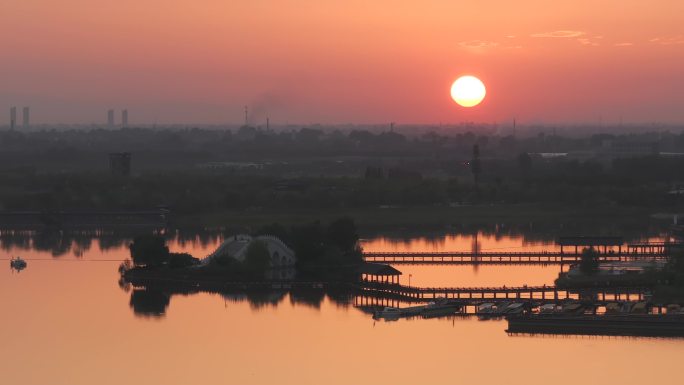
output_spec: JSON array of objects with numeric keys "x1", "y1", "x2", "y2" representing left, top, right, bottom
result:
[
  {"x1": 10, "y1": 107, "x2": 16, "y2": 130},
  {"x1": 22, "y1": 107, "x2": 29, "y2": 128}
]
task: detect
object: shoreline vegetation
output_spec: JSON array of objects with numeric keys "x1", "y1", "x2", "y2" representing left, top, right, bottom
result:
[
  {"x1": 173, "y1": 203, "x2": 670, "y2": 230},
  {"x1": 0, "y1": 203, "x2": 673, "y2": 231},
  {"x1": 122, "y1": 217, "x2": 364, "y2": 284},
  {"x1": 554, "y1": 247, "x2": 684, "y2": 302}
]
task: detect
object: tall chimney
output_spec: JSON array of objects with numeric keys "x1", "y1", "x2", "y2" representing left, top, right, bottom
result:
[
  {"x1": 22, "y1": 107, "x2": 29, "y2": 128},
  {"x1": 10, "y1": 107, "x2": 16, "y2": 129}
]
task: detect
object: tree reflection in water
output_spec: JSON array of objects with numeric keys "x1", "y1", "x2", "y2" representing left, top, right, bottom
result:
[
  {"x1": 289, "y1": 288, "x2": 326, "y2": 309},
  {"x1": 129, "y1": 289, "x2": 170, "y2": 318},
  {"x1": 126, "y1": 284, "x2": 353, "y2": 317}
]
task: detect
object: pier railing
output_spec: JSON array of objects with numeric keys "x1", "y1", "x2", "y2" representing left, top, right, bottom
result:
[
  {"x1": 356, "y1": 281, "x2": 649, "y2": 303},
  {"x1": 362, "y1": 251, "x2": 668, "y2": 264}
]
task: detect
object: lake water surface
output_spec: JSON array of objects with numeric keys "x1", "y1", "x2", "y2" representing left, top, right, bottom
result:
[{"x1": 2, "y1": 232, "x2": 683, "y2": 385}]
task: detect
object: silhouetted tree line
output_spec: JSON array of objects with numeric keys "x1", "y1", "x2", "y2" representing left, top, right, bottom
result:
[
  {"x1": 127, "y1": 285, "x2": 354, "y2": 317},
  {"x1": 129, "y1": 234, "x2": 199, "y2": 268},
  {"x1": 4, "y1": 127, "x2": 684, "y2": 214},
  {"x1": 254, "y1": 217, "x2": 362, "y2": 278}
]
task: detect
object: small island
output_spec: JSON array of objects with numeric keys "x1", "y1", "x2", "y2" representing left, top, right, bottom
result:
[{"x1": 121, "y1": 217, "x2": 365, "y2": 290}]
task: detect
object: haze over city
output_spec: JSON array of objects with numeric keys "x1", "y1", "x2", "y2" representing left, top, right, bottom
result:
[{"x1": 3, "y1": 1, "x2": 684, "y2": 125}]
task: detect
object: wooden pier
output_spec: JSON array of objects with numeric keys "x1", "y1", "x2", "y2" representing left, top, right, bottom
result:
[
  {"x1": 355, "y1": 281, "x2": 648, "y2": 304},
  {"x1": 362, "y1": 250, "x2": 668, "y2": 265},
  {"x1": 363, "y1": 237, "x2": 682, "y2": 265}
]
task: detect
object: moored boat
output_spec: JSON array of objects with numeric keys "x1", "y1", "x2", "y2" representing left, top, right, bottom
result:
[
  {"x1": 10, "y1": 256, "x2": 27, "y2": 271},
  {"x1": 478, "y1": 303, "x2": 495, "y2": 313},
  {"x1": 421, "y1": 299, "x2": 461, "y2": 318},
  {"x1": 503, "y1": 302, "x2": 525, "y2": 315},
  {"x1": 539, "y1": 303, "x2": 560, "y2": 314},
  {"x1": 374, "y1": 307, "x2": 402, "y2": 319}
]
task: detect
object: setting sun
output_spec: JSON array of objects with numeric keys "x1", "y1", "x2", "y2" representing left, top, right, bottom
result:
[{"x1": 451, "y1": 75, "x2": 486, "y2": 108}]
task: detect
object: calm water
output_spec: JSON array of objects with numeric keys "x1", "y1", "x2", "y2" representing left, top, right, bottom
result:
[{"x1": 2, "y1": 233, "x2": 684, "y2": 385}]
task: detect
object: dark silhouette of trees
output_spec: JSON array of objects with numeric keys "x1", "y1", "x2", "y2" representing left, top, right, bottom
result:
[
  {"x1": 290, "y1": 222, "x2": 326, "y2": 265},
  {"x1": 168, "y1": 252, "x2": 199, "y2": 268},
  {"x1": 129, "y1": 235, "x2": 198, "y2": 267},
  {"x1": 364, "y1": 166, "x2": 384, "y2": 179},
  {"x1": 471, "y1": 144, "x2": 481, "y2": 187},
  {"x1": 579, "y1": 247, "x2": 599, "y2": 275},
  {"x1": 130, "y1": 235, "x2": 168, "y2": 266},
  {"x1": 243, "y1": 240, "x2": 271, "y2": 273},
  {"x1": 517, "y1": 152, "x2": 532, "y2": 181},
  {"x1": 129, "y1": 289, "x2": 170, "y2": 317},
  {"x1": 326, "y1": 217, "x2": 359, "y2": 254},
  {"x1": 666, "y1": 249, "x2": 684, "y2": 285}
]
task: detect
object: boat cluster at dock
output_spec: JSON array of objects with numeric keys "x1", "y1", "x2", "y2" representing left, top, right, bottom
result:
[
  {"x1": 506, "y1": 301, "x2": 684, "y2": 337},
  {"x1": 374, "y1": 299, "x2": 462, "y2": 320},
  {"x1": 374, "y1": 299, "x2": 529, "y2": 321},
  {"x1": 373, "y1": 298, "x2": 684, "y2": 325}
]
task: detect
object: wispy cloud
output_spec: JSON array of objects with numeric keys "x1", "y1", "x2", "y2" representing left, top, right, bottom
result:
[
  {"x1": 577, "y1": 38, "x2": 599, "y2": 46},
  {"x1": 458, "y1": 40, "x2": 499, "y2": 49},
  {"x1": 531, "y1": 30, "x2": 585, "y2": 38},
  {"x1": 650, "y1": 36, "x2": 684, "y2": 45},
  {"x1": 614, "y1": 42, "x2": 633, "y2": 47}
]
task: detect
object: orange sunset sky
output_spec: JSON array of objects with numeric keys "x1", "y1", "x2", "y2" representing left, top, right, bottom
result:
[{"x1": 1, "y1": 1, "x2": 683, "y2": 125}]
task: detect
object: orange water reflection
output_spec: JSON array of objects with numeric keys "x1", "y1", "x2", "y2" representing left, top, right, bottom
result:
[
  {"x1": 361, "y1": 233, "x2": 559, "y2": 253},
  {"x1": 361, "y1": 233, "x2": 562, "y2": 286},
  {"x1": 2, "y1": 237, "x2": 684, "y2": 385}
]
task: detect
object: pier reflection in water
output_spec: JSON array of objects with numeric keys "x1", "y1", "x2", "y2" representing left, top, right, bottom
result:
[{"x1": 2, "y1": 231, "x2": 684, "y2": 385}]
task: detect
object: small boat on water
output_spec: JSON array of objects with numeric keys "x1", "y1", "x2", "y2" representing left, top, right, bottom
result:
[
  {"x1": 631, "y1": 302, "x2": 648, "y2": 314},
  {"x1": 561, "y1": 302, "x2": 584, "y2": 314},
  {"x1": 605, "y1": 302, "x2": 633, "y2": 314},
  {"x1": 503, "y1": 302, "x2": 525, "y2": 315},
  {"x1": 374, "y1": 307, "x2": 402, "y2": 319},
  {"x1": 478, "y1": 303, "x2": 495, "y2": 314},
  {"x1": 539, "y1": 304, "x2": 560, "y2": 314},
  {"x1": 421, "y1": 299, "x2": 461, "y2": 318},
  {"x1": 10, "y1": 256, "x2": 27, "y2": 271},
  {"x1": 400, "y1": 304, "x2": 429, "y2": 316}
]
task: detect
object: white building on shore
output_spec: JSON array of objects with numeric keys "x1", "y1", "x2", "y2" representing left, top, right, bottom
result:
[{"x1": 202, "y1": 234, "x2": 296, "y2": 267}]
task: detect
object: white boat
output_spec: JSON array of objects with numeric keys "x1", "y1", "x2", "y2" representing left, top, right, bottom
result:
[
  {"x1": 10, "y1": 256, "x2": 27, "y2": 271},
  {"x1": 478, "y1": 303, "x2": 495, "y2": 313},
  {"x1": 539, "y1": 304, "x2": 559, "y2": 313},
  {"x1": 421, "y1": 300, "x2": 461, "y2": 318},
  {"x1": 401, "y1": 304, "x2": 429, "y2": 316},
  {"x1": 375, "y1": 307, "x2": 402, "y2": 318},
  {"x1": 503, "y1": 303, "x2": 525, "y2": 314}
]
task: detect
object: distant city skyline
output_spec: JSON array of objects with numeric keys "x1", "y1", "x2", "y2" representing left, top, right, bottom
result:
[{"x1": 2, "y1": 1, "x2": 684, "y2": 125}]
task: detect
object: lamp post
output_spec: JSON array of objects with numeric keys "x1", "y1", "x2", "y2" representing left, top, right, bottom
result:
[{"x1": 409, "y1": 274, "x2": 412, "y2": 287}]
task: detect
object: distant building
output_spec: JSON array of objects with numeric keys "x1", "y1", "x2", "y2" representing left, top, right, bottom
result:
[
  {"x1": 109, "y1": 152, "x2": 131, "y2": 176},
  {"x1": 121, "y1": 109, "x2": 128, "y2": 127},
  {"x1": 10, "y1": 107, "x2": 16, "y2": 129},
  {"x1": 107, "y1": 109, "x2": 115, "y2": 127},
  {"x1": 22, "y1": 107, "x2": 29, "y2": 128}
]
